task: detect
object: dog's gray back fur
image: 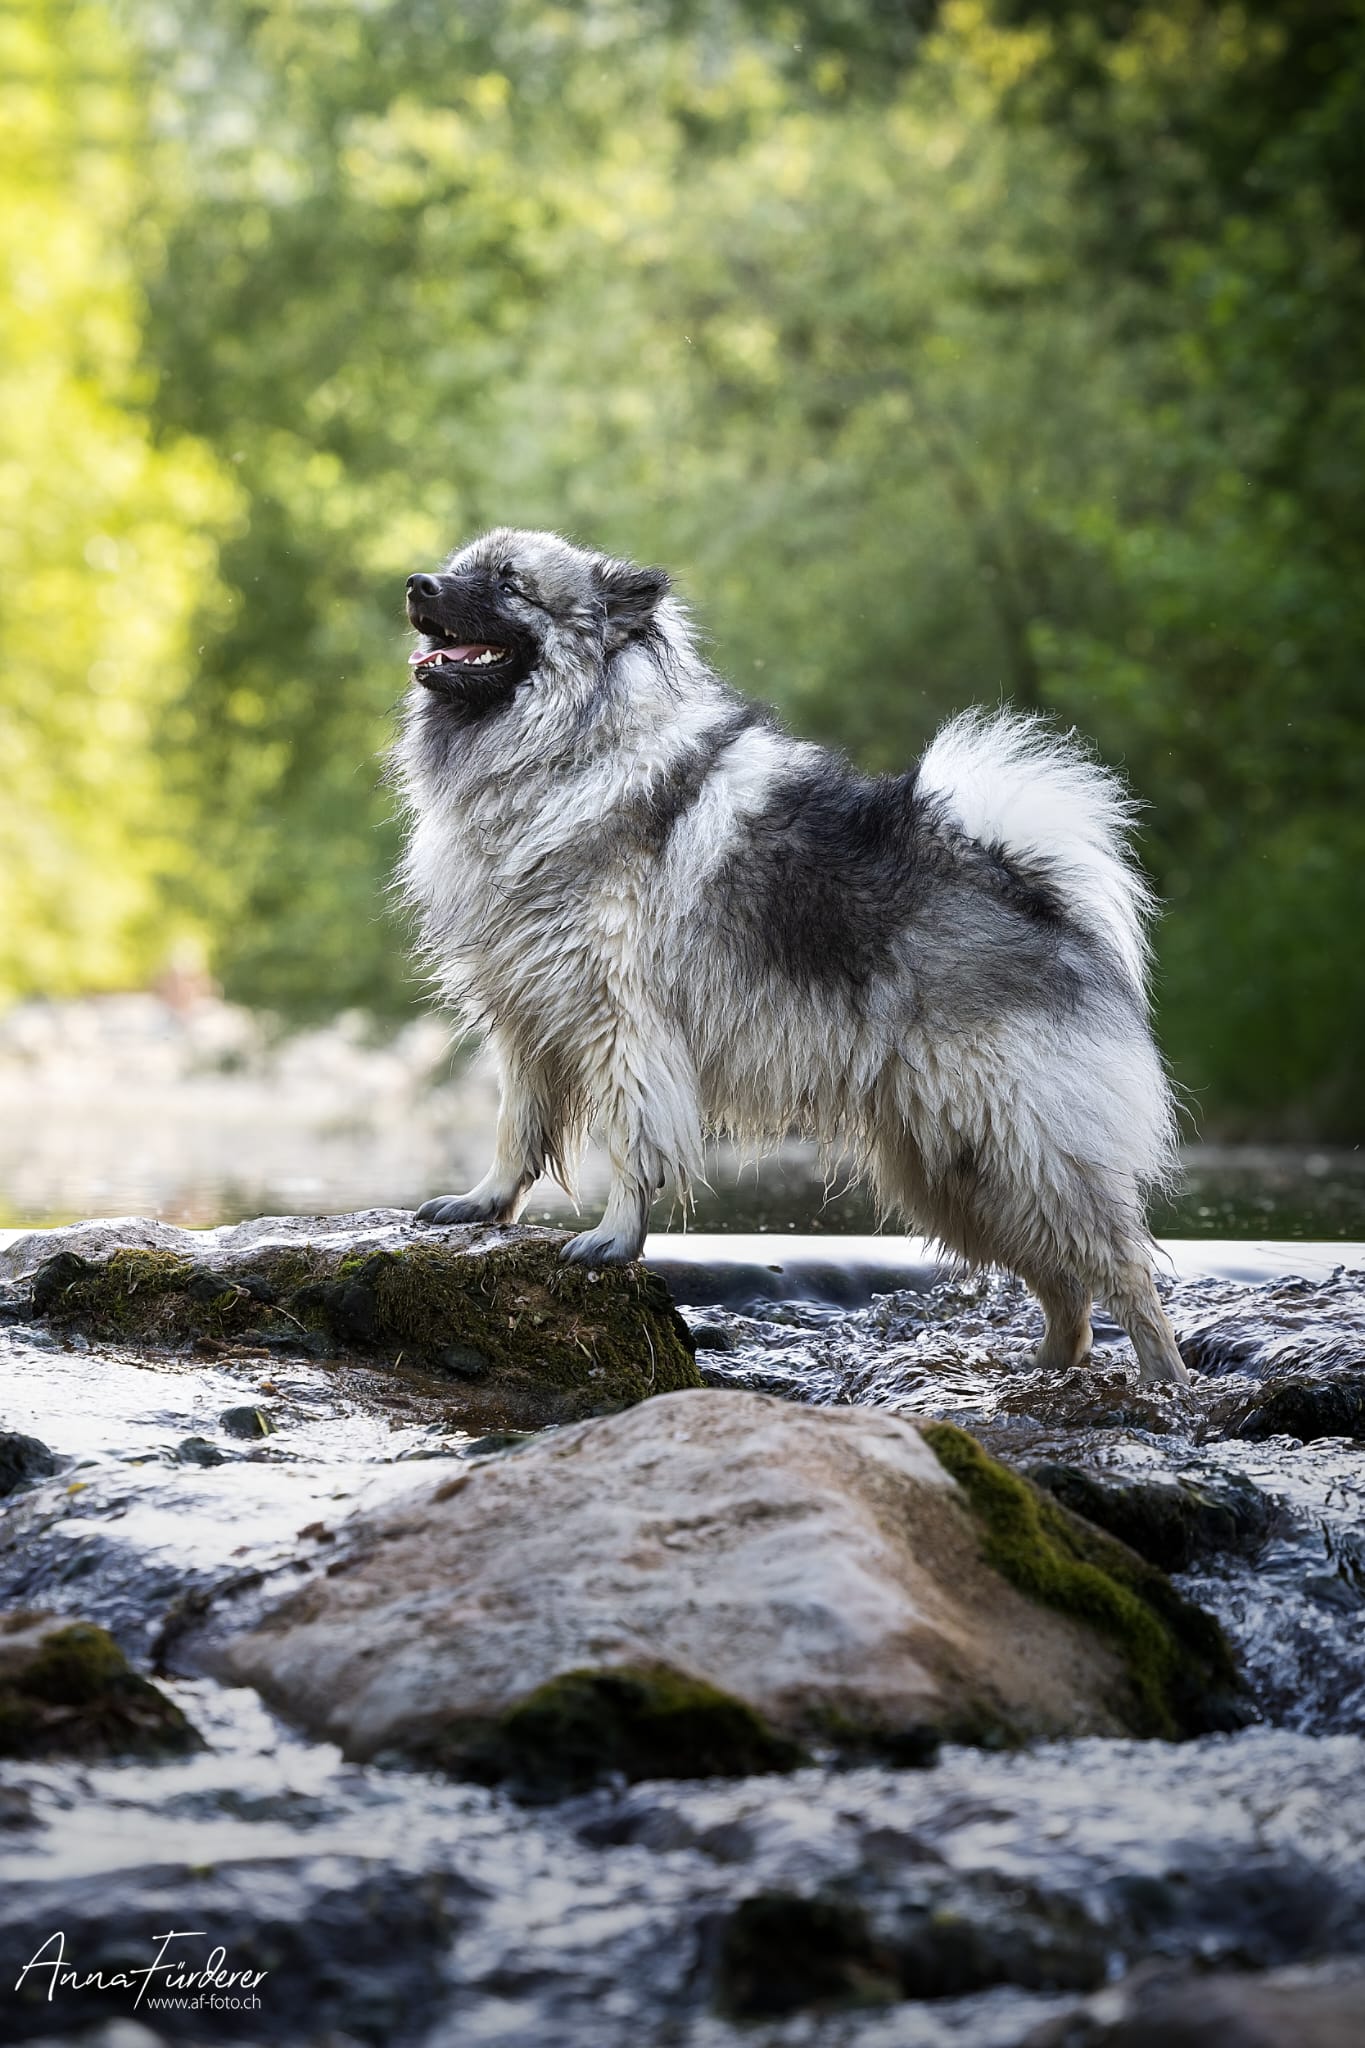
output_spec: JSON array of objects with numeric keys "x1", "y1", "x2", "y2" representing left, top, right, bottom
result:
[{"x1": 393, "y1": 527, "x2": 1188, "y2": 1383}]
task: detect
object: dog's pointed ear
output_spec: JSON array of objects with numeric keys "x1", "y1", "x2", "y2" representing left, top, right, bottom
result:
[{"x1": 595, "y1": 558, "x2": 670, "y2": 653}]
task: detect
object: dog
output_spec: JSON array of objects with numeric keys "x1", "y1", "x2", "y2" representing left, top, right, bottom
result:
[{"x1": 392, "y1": 528, "x2": 1188, "y2": 1384}]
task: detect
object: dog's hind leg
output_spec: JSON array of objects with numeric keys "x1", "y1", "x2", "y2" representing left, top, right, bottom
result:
[
  {"x1": 1102, "y1": 1259, "x2": 1188, "y2": 1385},
  {"x1": 879, "y1": 1107, "x2": 1185, "y2": 1385},
  {"x1": 1016, "y1": 1217, "x2": 1187, "y2": 1386},
  {"x1": 1026, "y1": 1271, "x2": 1095, "y2": 1372},
  {"x1": 871, "y1": 1108, "x2": 1096, "y2": 1372},
  {"x1": 1021, "y1": 1217, "x2": 1187, "y2": 1387}
]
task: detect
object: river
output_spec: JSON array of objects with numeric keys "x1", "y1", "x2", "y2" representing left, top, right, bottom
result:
[{"x1": 1, "y1": 1217, "x2": 1362, "y2": 2044}]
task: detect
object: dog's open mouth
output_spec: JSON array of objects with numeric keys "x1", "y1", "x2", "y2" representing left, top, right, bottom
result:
[
  {"x1": 409, "y1": 643, "x2": 511, "y2": 672},
  {"x1": 403, "y1": 587, "x2": 532, "y2": 720}
]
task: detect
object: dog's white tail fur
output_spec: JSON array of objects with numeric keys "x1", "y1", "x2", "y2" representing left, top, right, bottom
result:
[{"x1": 917, "y1": 710, "x2": 1154, "y2": 997}]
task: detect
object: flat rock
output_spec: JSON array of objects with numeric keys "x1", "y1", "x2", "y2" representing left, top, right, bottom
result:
[
  {"x1": 0, "y1": 1206, "x2": 425, "y2": 1284},
  {"x1": 2, "y1": 1211, "x2": 699, "y2": 1432},
  {"x1": 212, "y1": 1390, "x2": 1240, "y2": 1789}
]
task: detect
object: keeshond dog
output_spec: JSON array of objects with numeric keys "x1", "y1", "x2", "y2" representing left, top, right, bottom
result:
[{"x1": 393, "y1": 529, "x2": 1188, "y2": 1384}]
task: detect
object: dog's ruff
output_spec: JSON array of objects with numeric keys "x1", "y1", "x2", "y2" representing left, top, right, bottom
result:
[{"x1": 393, "y1": 528, "x2": 1187, "y2": 1384}]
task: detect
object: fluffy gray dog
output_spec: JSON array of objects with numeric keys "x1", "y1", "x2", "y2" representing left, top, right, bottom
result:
[{"x1": 393, "y1": 528, "x2": 1187, "y2": 1384}]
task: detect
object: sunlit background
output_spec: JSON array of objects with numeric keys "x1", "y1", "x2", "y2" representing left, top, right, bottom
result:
[{"x1": 2, "y1": 0, "x2": 1362, "y2": 1233}]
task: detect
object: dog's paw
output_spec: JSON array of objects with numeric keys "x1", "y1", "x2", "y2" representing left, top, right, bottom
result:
[
  {"x1": 1137, "y1": 1354, "x2": 1192, "y2": 1388},
  {"x1": 561, "y1": 1227, "x2": 641, "y2": 1268},
  {"x1": 415, "y1": 1193, "x2": 509, "y2": 1227}
]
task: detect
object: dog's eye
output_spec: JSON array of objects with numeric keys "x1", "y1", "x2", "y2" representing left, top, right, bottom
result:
[{"x1": 497, "y1": 566, "x2": 521, "y2": 593}]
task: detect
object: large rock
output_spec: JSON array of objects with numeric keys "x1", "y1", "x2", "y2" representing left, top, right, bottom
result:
[
  {"x1": 1024, "y1": 1958, "x2": 1365, "y2": 2048},
  {"x1": 211, "y1": 1390, "x2": 1241, "y2": 1792},
  {"x1": 1, "y1": 1211, "x2": 699, "y2": 1431}
]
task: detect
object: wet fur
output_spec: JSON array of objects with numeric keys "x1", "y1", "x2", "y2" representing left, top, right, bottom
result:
[{"x1": 393, "y1": 528, "x2": 1187, "y2": 1383}]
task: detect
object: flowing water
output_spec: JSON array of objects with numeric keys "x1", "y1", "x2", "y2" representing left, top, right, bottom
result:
[{"x1": 1, "y1": 1239, "x2": 1363, "y2": 2045}]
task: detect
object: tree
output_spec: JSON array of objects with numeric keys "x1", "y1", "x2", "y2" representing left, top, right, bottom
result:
[
  {"x1": 0, "y1": 0, "x2": 235, "y2": 1000},
  {"x1": 31, "y1": 0, "x2": 1356, "y2": 1135}
]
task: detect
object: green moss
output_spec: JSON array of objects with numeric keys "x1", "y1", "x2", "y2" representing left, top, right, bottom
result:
[
  {"x1": 922, "y1": 1423, "x2": 1245, "y2": 1739},
  {"x1": 32, "y1": 1249, "x2": 265, "y2": 1345},
  {"x1": 336, "y1": 1242, "x2": 693, "y2": 1381},
  {"x1": 34, "y1": 1248, "x2": 185, "y2": 1323},
  {"x1": 29, "y1": 1235, "x2": 699, "y2": 1428},
  {"x1": 425, "y1": 1663, "x2": 806, "y2": 1798},
  {"x1": 254, "y1": 1247, "x2": 322, "y2": 1291},
  {"x1": 20, "y1": 1620, "x2": 129, "y2": 1704},
  {"x1": 0, "y1": 1620, "x2": 202, "y2": 1761}
]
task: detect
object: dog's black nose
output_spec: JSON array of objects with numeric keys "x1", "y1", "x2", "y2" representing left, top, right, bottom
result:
[{"x1": 407, "y1": 573, "x2": 441, "y2": 601}]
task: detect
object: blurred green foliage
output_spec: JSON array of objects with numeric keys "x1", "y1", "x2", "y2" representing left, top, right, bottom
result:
[
  {"x1": 0, "y1": 0, "x2": 238, "y2": 997},
  {"x1": 2, "y1": 0, "x2": 1362, "y2": 1135}
]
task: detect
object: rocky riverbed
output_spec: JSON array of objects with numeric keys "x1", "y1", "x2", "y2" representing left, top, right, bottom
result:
[{"x1": 0, "y1": 1218, "x2": 1362, "y2": 2046}]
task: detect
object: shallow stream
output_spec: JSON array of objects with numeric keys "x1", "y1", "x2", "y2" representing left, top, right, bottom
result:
[{"x1": 1, "y1": 1239, "x2": 1363, "y2": 2044}]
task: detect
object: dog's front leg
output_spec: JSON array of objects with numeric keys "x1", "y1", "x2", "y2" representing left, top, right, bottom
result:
[
  {"x1": 416, "y1": 1054, "x2": 553, "y2": 1228},
  {"x1": 561, "y1": 1051, "x2": 698, "y2": 1267},
  {"x1": 561, "y1": 1174, "x2": 654, "y2": 1267}
]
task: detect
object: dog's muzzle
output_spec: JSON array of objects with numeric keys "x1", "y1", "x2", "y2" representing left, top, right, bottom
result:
[{"x1": 404, "y1": 571, "x2": 536, "y2": 712}]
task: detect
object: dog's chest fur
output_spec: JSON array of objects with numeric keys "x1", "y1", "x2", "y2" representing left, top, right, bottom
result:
[{"x1": 403, "y1": 717, "x2": 708, "y2": 1072}]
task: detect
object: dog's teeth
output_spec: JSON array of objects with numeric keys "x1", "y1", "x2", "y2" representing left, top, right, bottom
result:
[{"x1": 416, "y1": 645, "x2": 505, "y2": 669}]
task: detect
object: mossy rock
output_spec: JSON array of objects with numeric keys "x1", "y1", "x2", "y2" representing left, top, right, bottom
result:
[
  {"x1": 922, "y1": 1424, "x2": 1248, "y2": 1739},
  {"x1": 891, "y1": 1893, "x2": 1107, "y2": 2000},
  {"x1": 31, "y1": 1247, "x2": 285, "y2": 1344},
  {"x1": 1027, "y1": 1462, "x2": 1278, "y2": 1574},
  {"x1": 1235, "y1": 1373, "x2": 1365, "y2": 1443},
  {"x1": 414, "y1": 1663, "x2": 806, "y2": 1799},
  {"x1": 29, "y1": 1232, "x2": 700, "y2": 1430},
  {"x1": 714, "y1": 1894, "x2": 901, "y2": 2020},
  {"x1": 712, "y1": 1884, "x2": 1107, "y2": 2020},
  {"x1": 0, "y1": 1614, "x2": 201, "y2": 1762}
]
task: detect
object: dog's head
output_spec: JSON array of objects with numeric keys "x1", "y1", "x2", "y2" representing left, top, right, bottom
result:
[{"x1": 404, "y1": 528, "x2": 671, "y2": 727}]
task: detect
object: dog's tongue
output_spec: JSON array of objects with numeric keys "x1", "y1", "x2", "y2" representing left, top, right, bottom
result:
[{"x1": 409, "y1": 644, "x2": 494, "y2": 669}]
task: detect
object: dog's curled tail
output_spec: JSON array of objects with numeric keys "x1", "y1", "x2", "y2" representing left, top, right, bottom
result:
[{"x1": 917, "y1": 708, "x2": 1156, "y2": 999}]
